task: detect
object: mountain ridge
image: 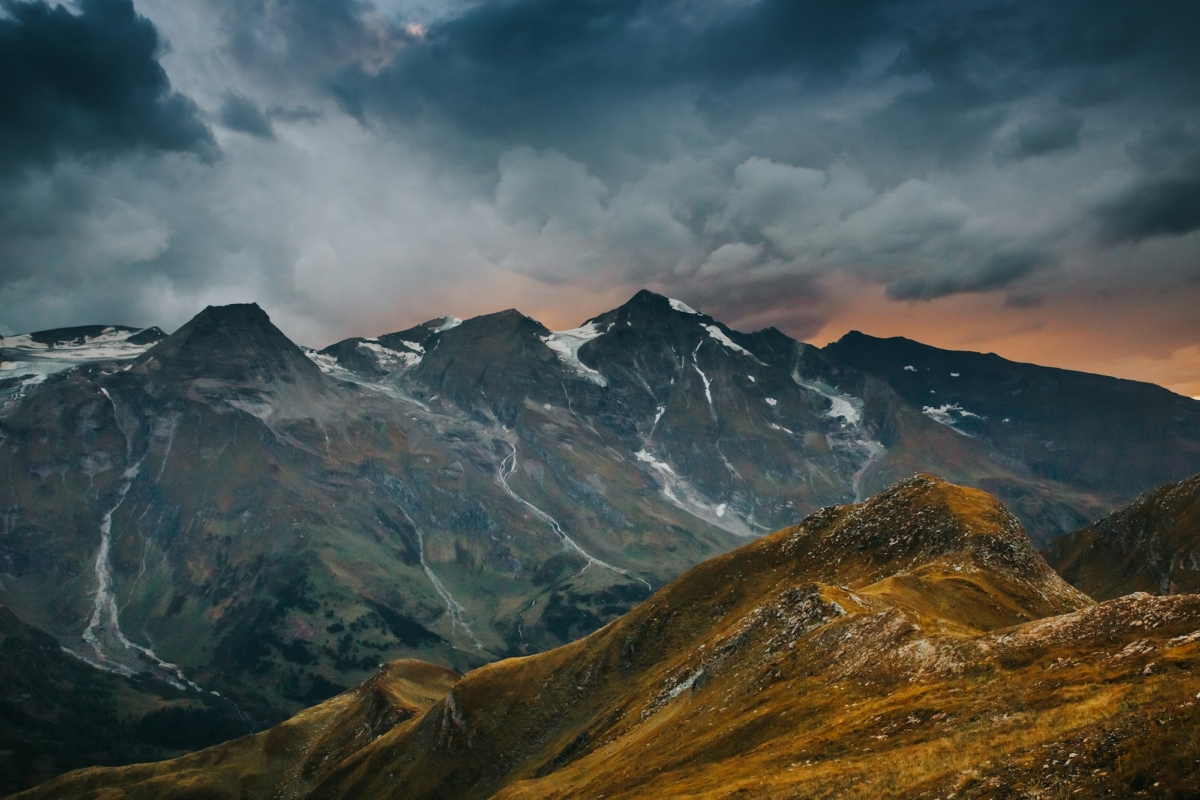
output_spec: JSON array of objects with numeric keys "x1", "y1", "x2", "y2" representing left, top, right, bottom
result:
[
  {"x1": 2, "y1": 290, "x2": 1200, "y2": 790},
  {"x1": 18, "y1": 476, "x2": 1200, "y2": 799}
]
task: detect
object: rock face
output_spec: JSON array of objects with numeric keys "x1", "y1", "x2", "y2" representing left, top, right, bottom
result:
[
  {"x1": 1, "y1": 291, "x2": 1199, "y2": 789},
  {"x1": 1045, "y1": 472, "x2": 1200, "y2": 598},
  {"x1": 20, "y1": 478, "x2": 1200, "y2": 800}
]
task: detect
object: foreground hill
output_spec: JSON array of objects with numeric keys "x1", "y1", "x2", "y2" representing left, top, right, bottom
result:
[
  {"x1": 1045, "y1": 472, "x2": 1200, "y2": 599},
  {"x1": 22, "y1": 477, "x2": 1200, "y2": 798}
]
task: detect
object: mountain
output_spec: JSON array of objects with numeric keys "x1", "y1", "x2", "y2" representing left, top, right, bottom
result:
[
  {"x1": 3, "y1": 291, "x2": 1199, "y2": 785},
  {"x1": 322, "y1": 290, "x2": 1121, "y2": 543},
  {"x1": 1045, "y1": 472, "x2": 1200, "y2": 599},
  {"x1": 822, "y1": 331, "x2": 1200, "y2": 500},
  {"x1": 20, "y1": 477, "x2": 1200, "y2": 799}
]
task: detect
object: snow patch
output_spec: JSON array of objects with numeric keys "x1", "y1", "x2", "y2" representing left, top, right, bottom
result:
[
  {"x1": 904, "y1": 365, "x2": 916, "y2": 372},
  {"x1": 669, "y1": 298, "x2": 700, "y2": 315},
  {"x1": 432, "y1": 316, "x2": 462, "y2": 332},
  {"x1": 765, "y1": 397, "x2": 777, "y2": 407},
  {"x1": 635, "y1": 449, "x2": 676, "y2": 475},
  {"x1": 694, "y1": 364, "x2": 713, "y2": 408},
  {"x1": 793, "y1": 372, "x2": 864, "y2": 426},
  {"x1": 358, "y1": 340, "x2": 422, "y2": 367},
  {"x1": 922, "y1": 403, "x2": 984, "y2": 431},
  {"x1": 703, "y1": 324, "x2": 754, "y2": 357},
  {"x1": 747, "y1": 375, "x2": 756, "y2": 382},
  {"x1": 715, "y1": 503, "x2": 727, "y2": 518},
  {"x1": 541, "y1": 322, "x2": 608, "y2": 386},
  {"x1": 303, "y1": 349, "x2": 340, "y2": 373}
]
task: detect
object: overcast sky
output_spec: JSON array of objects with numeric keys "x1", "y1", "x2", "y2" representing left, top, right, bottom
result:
[{"x1": 2, "y1": 0, "x2": 1199, "y2": 396}]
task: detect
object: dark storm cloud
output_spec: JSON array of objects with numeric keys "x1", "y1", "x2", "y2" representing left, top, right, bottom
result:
[
  {"x1": 1096, "y1": 170, "x2": 1200, "y2": 245},
  {"x1": 331, "y1": 0, "x2": 892, "y2": 159},
  {"x1": 993, "y1": 110, "x2": 1083, "y2": 163},
  {"x1": 6, "y1": 0, "x2": 1200, "y2": 365},
  {"x1": 886, "y1": 248, "x2": 1053, "y2": 301},
  {"x1": 267, "y1": 105, "x2": 325, "y2": 124},
  {"x1": 0, "y1": 0, "x2": 215, "y2": 175},
  {"x1": 219, "y1": 92, "x2": 275, "y2": 138},
  {"x1": 1096, "y1": 124, "x2": 1200, "y2": 244}
]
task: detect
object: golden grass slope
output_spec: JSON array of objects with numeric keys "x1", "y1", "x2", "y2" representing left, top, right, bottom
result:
[
  {"x1": 9, "y1": 660, "x2": 457, "y2": 800},
  {"x1": 1046, "y1": 471, "x2": 1200, "y2": 599},
  {"x1": 17, "y1": 475, "x2": 1200, "y2": 799}
]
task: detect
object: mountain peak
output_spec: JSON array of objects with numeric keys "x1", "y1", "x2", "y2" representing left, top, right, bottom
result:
[
  {"x1": 194, "y1": 302, "x2": 268, "y2": 322},
  {"x1": 585, "y1": 290, "x2": 712, "y2": 331},
  {"x1": 132, "y1": 302, "x2": 325, "y2": 399},
  {"x1": 457, "y1": 308, "x2": 548, "y2": 335}
]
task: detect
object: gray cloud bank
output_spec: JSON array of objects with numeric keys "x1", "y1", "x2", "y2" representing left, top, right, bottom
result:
[{"x1": 0, "y1": 0, "x2": 1199, "y2": 355}]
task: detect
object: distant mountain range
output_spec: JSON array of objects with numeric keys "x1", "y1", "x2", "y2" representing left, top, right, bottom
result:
[
  {"x1": 17, "y1": 476, "x2": 1200, "y2": 799},
  {"x1": 2, "y1": 291, "x2": 1199, "y2": 790}
]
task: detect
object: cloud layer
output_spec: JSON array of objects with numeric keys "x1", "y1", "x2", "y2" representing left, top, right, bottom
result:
[{"x1": 0, "y1": 0, "x2": 1198, "y2": 393}]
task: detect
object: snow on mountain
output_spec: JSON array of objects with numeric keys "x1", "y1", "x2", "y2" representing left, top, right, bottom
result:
[
  {"x1": 668, "y1": 298, "x2": 700, "y2": 315},
  {"x1": 922, "y1": 403, "x2": 985, "y2": 432},
  {"x1": 541, "y1": 322, "x2": 608, "y2": 385},
  {"x1": 703, "y1": 324, "x2": 755, "y2": 358},
  {"x1": 0, "y1": 325, "x2": 165, "y2": 400}
]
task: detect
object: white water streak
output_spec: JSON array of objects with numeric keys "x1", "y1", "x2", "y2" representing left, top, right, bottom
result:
[
  {"x1": 84, "y1": 390, "x2": 201, "y2": 691},
  {"x1": 388, "y1": 494, "x2": 483, "y2": 650},
  {"x1": 498, "y1": 440, "x2": 651, "y2": 591},
  {"x1": 691, "y1": 341, "x2": 714, "y2": 413},
  {"x1": 852, "y1": 441, "x2": 886, "y2": 503}
]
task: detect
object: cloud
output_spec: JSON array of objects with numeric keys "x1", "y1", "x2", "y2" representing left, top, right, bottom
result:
[
  {"x1": 994, "y1": 109, "x2": 1083, "y2": 163},
  {"x1": 1095, "y1": 171, "x2": 1200, "y2": 245},
  {"x1": 218, "y1": 92, "x2": 274, "y2": 138},
  {"x1": 886, "y1": 248, "x2": 1054, "y2": 301},
  {"x1": 1096, "y1": 124, "x2": 1200, "y2": 244},
  {"x1": 0, "y1": 0, "x2": 215, "y2": 175},
  {"x1": 3, "y1": 0, "x2": 1200, "y2": 376}
]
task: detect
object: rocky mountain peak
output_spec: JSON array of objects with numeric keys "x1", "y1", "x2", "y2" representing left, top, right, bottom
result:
[
  {"x1": 588, "y1": 289, "x2": 711, "y2": 328},
  {"x1": 130, "y1": 303, "x2": 331, "y2": 420}
]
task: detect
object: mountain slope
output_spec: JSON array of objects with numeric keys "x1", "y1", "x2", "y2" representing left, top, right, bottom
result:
[
  {"x1": 22, "y1": 477, "x2": 1200, "y2": 799},
  {"x1": 0, "y1": 604, "x2": 244, "y2": 796},
  {"x1": 822, "y1": 331, "x2": 1200, "y2": 499},
  {"x1": 3, "y1": 292, "x2": 1198, "y2": 786},
  {"x1": 9, "y1": 660, "x2": 456, "y2": 800},
  {"x1": 1045, "y1": 472, "x2": 1200, "y2": 599}
]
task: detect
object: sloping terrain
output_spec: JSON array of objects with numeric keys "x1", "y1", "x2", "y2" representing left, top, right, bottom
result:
[
  {"x1": 20, "y1": 477, "x2": 1200, "y2": 799},
  {"x1": 9, "y1": 660, "x2": 456, "y2": 800},
  {"x1": 0, "y1": 604, "x2": 244, "y2": 796},
  {"x1": 823, "y1": 330, "x2": 1200, "y2": 500},
  {"x1": 2, "y1": 292, "x2": 1199, "y2": 785},
  {"x1": 1045, "y1": 472, "x2": 1200, "y2": 599}
]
